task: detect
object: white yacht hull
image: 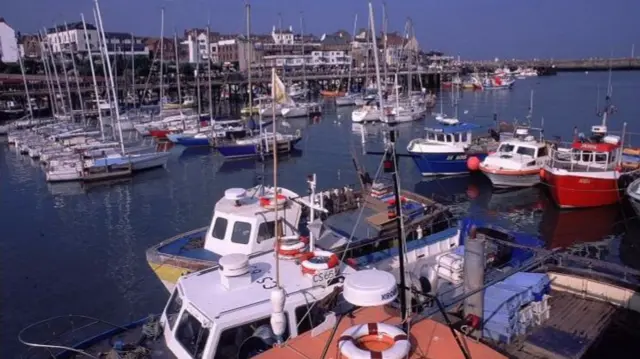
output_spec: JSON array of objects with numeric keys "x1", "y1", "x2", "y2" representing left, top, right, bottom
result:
[
  {"x1": 46, "y1": 168, "x2": 82, "y2": 182},
  {"x1": 130, "y1": 152, "x2": 170, "y2": 171},
  {"x1": 281, "y1": 107, "x2": 308, "y2": 118},
  {"x1": 336, "y1": 96, "x2": 357, "y2": 106},
  {"x1": 351, "y1": 109, "x2": 380, "y2": 123}
]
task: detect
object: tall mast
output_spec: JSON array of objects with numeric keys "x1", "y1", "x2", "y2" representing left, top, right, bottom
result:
[
  {"x1": 194, "y1": 33, "x2": 202, "y2": 120},
  {"x1": 17, "y1": 49, "x2": 33, "y2": 119},
  {"x1": 368, "y1": 2, "x2": 385, "y2": 121},
  {"x1": 382, "y1": 2, "x2": 388, "y2": 86},
  {"x1": 43, "y1": 27, "x2": 65, "y2": 116},
  {"x1": 65, "y1": 21, "x2": 86, "y2": 125},
  {"x1": 207, "y1": 20, "x2": 213, "y2": 117},
  {"x1": 81, "y1": 13, "x2": 105, "y2": 140},
  {"x1": 93, "y1": 8, "x2": 114, "y2": 137},
  {"x1": 278, "y1": 13, "x2": 284, "y2": 81},
  {"x1": 55, "y1": 24, "x2": 75, "y2": 118},
  {"x1": 95, "y1": 0, "x2": 125, "y2": 154},
  {"x1": 346, "y1": 14, "x2": 358, "y2": 94},
  {"x1": 37, "y1": 31, "x2": 57, "y2": 116},
  {"x1": 300, "y1": 13, "x2": 306, "y2": 88},
  {"x1": 159, "y1": 8, "x2": 165, "y2": 110},
  {"x1": 173, "y1": 31, "x2": 184, "y2": 130},
  {"x1": 131, "y1": 32, "x2": 136, "y2": 109},
  {"x1": 246, "y1": 3, "x2": 253, "y2": 117}
]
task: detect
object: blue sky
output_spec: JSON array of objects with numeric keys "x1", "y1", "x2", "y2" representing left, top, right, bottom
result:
[{"x1": 3, "y1": 0, "x2": 638, "y2": 60}]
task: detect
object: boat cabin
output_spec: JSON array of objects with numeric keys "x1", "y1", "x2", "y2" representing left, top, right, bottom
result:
[
  {"x1": 564, "y1": 126, "x2": 621, "y2": 169},
  {"x1": 204, "y1": 187, "x2": 304, "y2": 258},
  {"x1": 160, "y1": 252, "x2": 355, "y2": 359},
  {"x1": 423, "y1": 121, "x2": 481, "y2": 148}
]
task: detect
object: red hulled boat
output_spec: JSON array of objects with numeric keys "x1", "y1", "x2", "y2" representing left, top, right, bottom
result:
[
  {"x1": 542, "y1": 123, "x2": 624, "y2": 209},
  {"x1": 149, "y1": 129, "x2": 172, "y2": 139}
]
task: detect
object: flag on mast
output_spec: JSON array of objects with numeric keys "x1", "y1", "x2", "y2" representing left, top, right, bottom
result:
[{"x1": 271, "y1": 68, "x2": 288, "y2": 105}]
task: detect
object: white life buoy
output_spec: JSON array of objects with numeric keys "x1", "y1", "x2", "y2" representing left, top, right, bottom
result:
[
  {"x1": 277, "y1": 236, "x2": 309, "y2": 257},
  {"x1": 338, "y1": 322, "x2": 410, "y2": 359},
  {"x1": 300, "y1": 250, "x2": 339, "y2": 275}
]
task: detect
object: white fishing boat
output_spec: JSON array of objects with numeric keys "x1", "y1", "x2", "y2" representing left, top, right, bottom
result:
[{"x1": 479, "y1": 127, "x2": 549, "y2": 188}]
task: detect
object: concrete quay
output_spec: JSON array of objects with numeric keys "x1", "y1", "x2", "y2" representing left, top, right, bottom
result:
[{"x1": 461, "y1": 57, "x2": 640, "y2": 72}]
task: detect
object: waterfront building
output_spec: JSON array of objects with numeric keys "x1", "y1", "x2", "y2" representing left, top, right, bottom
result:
[
  {"x1": 43, "y1": 22, "x2": 148, "y2": 57},
  {"x1": 0, "y1": 17, "x2": 19, "y2": 63}
]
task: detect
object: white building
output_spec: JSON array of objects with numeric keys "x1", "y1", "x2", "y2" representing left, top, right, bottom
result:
[
  {"x1": 0, "y1": 17, "x2": 19, "y2": 63},
  {"x1": 262, "y1": 50, "x2": 351, "y2": 68},
  {"x1": 44, "y1": 22, "x2": 148, "y2": 56},
  {"x1": 271, "y1": 26, "x2": 294, "y2": 45},
  {"x1": 182, "y1": 31, "x2": 218, "y2": 64}
]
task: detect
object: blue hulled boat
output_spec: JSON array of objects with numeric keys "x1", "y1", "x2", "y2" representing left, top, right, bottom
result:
[
  {"x1": 217, "y1": 130, "x2": 302, "y2": 159},
  {"x1": 406, "y1": 120, "x2": 499, "y2": 176}
]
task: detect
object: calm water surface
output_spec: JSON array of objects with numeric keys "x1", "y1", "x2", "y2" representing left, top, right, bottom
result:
[{"x1": 2, "y1": 72, "x2": 640, "y2": 356}]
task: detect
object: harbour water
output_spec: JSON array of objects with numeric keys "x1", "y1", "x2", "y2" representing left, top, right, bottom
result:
[{"x1": 2, "y1": 71, "x2": 640, "y2": 356}]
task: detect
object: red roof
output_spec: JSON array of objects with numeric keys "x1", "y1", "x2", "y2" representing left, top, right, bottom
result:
[{"x1": 571, "y1": 141, "x2": 618, "y2": 152}]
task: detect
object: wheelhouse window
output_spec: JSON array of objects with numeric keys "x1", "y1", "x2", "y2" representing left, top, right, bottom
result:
[
  {"x1": 453, "y1": 133, "x2": 461, "y2": 142},
  {"x1": 516, "y1": 146, "x2": 536, "y2": 157},
  {"x1": 498, "y1": 144, "x2": 515, "y2": 153},
  {"x1": 211, "y1": 217, "x2": 228, "y2": 240},
  {"x1": 436, "y1": 133, "x2": 445, "y2": 142},
  {"x1": 426, "y1": 132, "x2": 435, "y2": 141},
  {"x1": 214, "y1": 315, "x2": 290, "y2": 359},
  {"x1": 176, "y1": 310, "x2": 210, "y2": 359},
  {"x1": 230, "y1": 221, "x2": 252, "y2": 244},
  {"x1": 595, "y1": 153, "x2": 608, "y2": 163},
  {"x1": 257, "y1": 220, "x2": 283, "y2": 243},
  {"x1": 461, "y1": 132, "x2": 468, "y2": 142},
  {"x1": 538, "y1": 147, "x2": 548, "y2": 158},
  {"x1": 165, "y1": 289, "x2": 183, "y2": 330}
]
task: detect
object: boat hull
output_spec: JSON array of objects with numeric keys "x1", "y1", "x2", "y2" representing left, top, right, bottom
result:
[
  {"x1": 542, "y1": 169, "x2": 620, "y2": 208},
  {"x1": 175, "y1": 136, "x2": 210, "y2": 147},
  {"x1": 480, "y1": 167, "x2": 541, "y2": 188},
  {"x1": 46, "y1": 169, "x2": 82, "y2": 182},
  {"x1": 149, "y1": 129, "x2": 171, "y2": 139},
  {"x1": 409, "y1": 152, "x2": 489, "y2": 176},
  {"x1": 217, "y1": 138, "x2": 301, "y2": 159}
]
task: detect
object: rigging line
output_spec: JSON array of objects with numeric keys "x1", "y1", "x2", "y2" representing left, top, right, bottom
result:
[{"x1": 337, "y1": 150, "x2": 388, "y2": 265}]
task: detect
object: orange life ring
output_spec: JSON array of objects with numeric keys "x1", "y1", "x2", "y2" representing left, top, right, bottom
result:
[
  {"x1": 300, "y1": 250, "x2": 340, "y2": 275},
  {"x1": 338, "y1": 322, "x2": 410, "y2": 359},
  {"x1": 259, "y1": 194, "x2": 287, "y2": 208}
]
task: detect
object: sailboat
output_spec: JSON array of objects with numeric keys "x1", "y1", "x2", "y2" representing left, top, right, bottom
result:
[{"x1": 217, "y1": 69, "x2": 302, "y2": 159}]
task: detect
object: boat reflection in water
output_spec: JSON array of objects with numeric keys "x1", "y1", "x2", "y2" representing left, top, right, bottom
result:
[
  {"x1": 539, "y1": 202, "x2": 622, "y2": 260},
  {"x1": 217, "y1": 149, "x2": 303, "y2": 174}
]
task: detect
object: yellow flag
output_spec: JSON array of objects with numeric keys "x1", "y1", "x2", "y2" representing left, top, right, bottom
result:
[{"x1": 271, "y1": 68, "x2": 288, "y2": 105}]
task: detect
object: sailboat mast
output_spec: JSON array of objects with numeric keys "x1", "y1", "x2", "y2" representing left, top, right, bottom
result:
[
  {"x1": 382, "y1": 2, "x2": 388, "y2": 86},
  {"x1": 207, "y1": 21, "x2": 213, "y2": 117},
  {"x1": 131, "y1": 32, "x2": 136, "y2": 109},
  {"x1": 92, "y1": 9, "x2": 114, "y2": 137},
  {"x1": 44, "y1": 27, "x2": 65, "y2": 116},
  {"x1": 55, "y1": 24, "x2": 75, "y2": 118},
  {"x1": 17, "y1": 50, "x2": 34, "y2": 119},
  {"x1": 81, "y1": 13, "x2": 105, "y2": 140},
  {"x1": 95, "y1": 0, "x2": 125, "y2": 154},
  {"x1": 65, "y1": 21, "x2": 86, "y2": 125},
  {"x1": 347, "y1": 14, "x2": 358, "y2": 94},
  {"x1": 38, "y1": 32, "x2": 57, "y2": 116},
  {"x1": 159, "y1": 8, "x2": 165, "y2": 110},
  {"x1": 246, "y1": 4, "x2": 252, "y2": 117},
  {"x1": 300, "y1": 13, "x2": 306, "y2": 89},
  {"x1": 368, "y1": 2, "x2": 385, "y2": 121}
]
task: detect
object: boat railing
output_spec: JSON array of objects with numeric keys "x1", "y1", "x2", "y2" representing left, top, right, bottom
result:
[
  {"x1": 547, "y1": 147, "x2": 613, "y2": 173},
  {"x1": 17, "y1": 314, "x2": 151, "y2": 359}
]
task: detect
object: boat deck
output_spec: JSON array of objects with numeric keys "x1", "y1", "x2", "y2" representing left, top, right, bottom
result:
[{"x1": 503, "y1": 291, "x2": 616, "y2": 359}]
